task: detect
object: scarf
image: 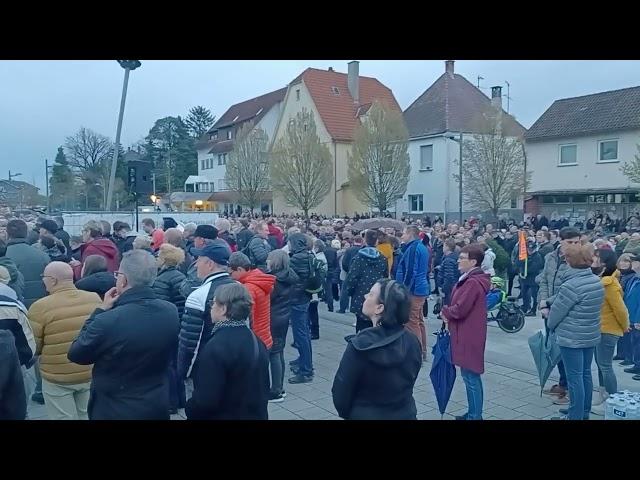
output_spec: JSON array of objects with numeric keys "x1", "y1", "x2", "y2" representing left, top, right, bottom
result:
[{"x1": 211, "y1": 318, "x2": 249, "y2": 336}]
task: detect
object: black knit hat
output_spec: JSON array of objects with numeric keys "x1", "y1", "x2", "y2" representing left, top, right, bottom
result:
[
  {"x1": 40, "y1": 219, "x2": 59, "y2": 235},
  {"x1": 194, "y1": 225, "x2": 218, "y2": 240}
]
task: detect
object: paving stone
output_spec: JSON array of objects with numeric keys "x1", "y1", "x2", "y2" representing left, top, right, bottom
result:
[
  {"x1": 515, "y1": 403, "x2": 559, "y2": 419},
  {"x1": 297, "y1": 406, "x2": 337, "y2": 420}
]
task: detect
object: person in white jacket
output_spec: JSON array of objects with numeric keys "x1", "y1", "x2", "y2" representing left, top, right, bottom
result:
[{"x1": 479, "y1": 237, "x2": 496, "y2": 276}]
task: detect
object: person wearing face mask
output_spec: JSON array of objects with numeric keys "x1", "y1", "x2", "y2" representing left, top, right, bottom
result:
[
  {"x1": 588, "y1": 248, "x2": 629, "y2": 416},
  {"x1": 332, "y1": 279, "x2": 422, "y2": 420}
]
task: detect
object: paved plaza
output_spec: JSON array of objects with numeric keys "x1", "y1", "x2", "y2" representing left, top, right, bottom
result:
[{"x1": 26, "y1": 300, "x2": 638, "y2": 421}]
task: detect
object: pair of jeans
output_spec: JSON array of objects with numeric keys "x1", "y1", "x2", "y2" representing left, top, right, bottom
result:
[
  {"x1": 520, "y1": 282, "x2": 538, "y2": 312},
  {"x1": 308, "y1": 301, "x2": 319, "y2": 338},
  {"x1": 617, "y1": 330, "x2": 631, "y2": 359},
  {"x1": 323, "y1": 279, "x2": 334, "y2": 311},
  {"x1": 460, "y1": 368, "x2": 483, "y2": 420},
  {"x1": 269, "y1": 350, "x2": 285, "y2": 394},
  {"x1": 338, "y1": 281, "x2": 350, "y2": 312},
  {"x1": 291, "y1": 302, "x2": 313, "y2": 376},
  {"x1": 632, "y1": 327, "x2": 640, "y2": 368},
  {"x1": 595, "y1": 333, "x2": 618, "y2": 394},
  {"x1": 559, "y1": 346, "x2": 594, "y2": 420},
  {"x1": 507, "y1": 269, "x2": 518, "y2": 297}
]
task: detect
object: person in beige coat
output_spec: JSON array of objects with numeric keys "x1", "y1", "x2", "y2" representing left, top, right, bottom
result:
[{"x1": 27, "y1": 262, "x2": 101, "y2": 420}]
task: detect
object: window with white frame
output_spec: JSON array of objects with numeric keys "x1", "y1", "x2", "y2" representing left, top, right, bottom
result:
[
  {"x1": 218, "y1": 154, "x2": 228, "y2": 166},
  {"x1": 218, "y1": 178, "x2": 227, "y2": 191},
  {"x1": 408, "y1": 194, "x2": 424, "y2": 213},
  {"x1": 226, "y1": 130, "x2": 232, "y2": 140},
  {"x1": 296, "y1": 89, "x2": 300, "y2": 101},
  {"x1": 420, "y1": 145, "x2": 433, "y2": 170},
  {"x1": 559, "y1": 144, "x2": 577, "y2": 165},
  {"x1": 598, "y1": 139, "x2": 618, "y2": 162}
]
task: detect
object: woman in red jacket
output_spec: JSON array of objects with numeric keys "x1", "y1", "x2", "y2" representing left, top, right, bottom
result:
[
  {"x1": 441, "y1": 243, "x2": 490, "y2": 420},
  {"x1": 70, "y1": 221, "x2": 119, "y2": 280},
  {"x1": 228, "y1": 252, "x2": 276, "y2": 350}
]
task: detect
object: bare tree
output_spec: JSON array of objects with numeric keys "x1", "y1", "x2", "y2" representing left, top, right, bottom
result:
[
  {"x1": 348, "y1": 101, "x2": 410, "y2": 214},
  {"x1": 64, "y1": 127, "x2": 113, "y2": 209},
  {"x1": 621, "y1": 143, "x2": 640, "y2": 183},
  {"x1": 270, "y1": 108, "x2": 333, "y2": 220},
  {"x1": 225, "y1": 122, "x2": 270, "y2": 213},
  {"x1": 457, "y1": 115, "x2": 528, "y2": 219}
]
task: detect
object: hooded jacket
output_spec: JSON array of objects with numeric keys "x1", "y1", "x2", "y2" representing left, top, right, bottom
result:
[
  {"x1": 344, "y1": 247, "x2": 389, "y2": 315},
  {"x1": 0, "y1": 291, "x2": 35, "y2": 367},
  {"x1": 5, "y1": 238, "x2": 50, "y2": 308},
  {"x1": 288, "y1": 233, "x2": 313, "y2": 306},
  {"x1": 75, "y1": 271, "x2": 116, "y2": 299},
  {"x1": 74, "y1": 238, "x2": 119, "y2": 280},
  {"x1": 442, "y1": 267, "x2": 491, "y2": 374},
  {"x1": 270, "y1": 267, "x2": 299, "y2": 345},
  {"x1": 238, "y1": 269, "x2": 276, "y2": 349},
  {"x1": 332, "y1": 325, "x2": 422, "y2": 420},
  {"x1": 267, "y1": 224, "x2": 284, "y2": 250},
  {"x1": 0, "y1": 330, "x2": 27, "y2": 420},
  {"x1": 0, "y1": 257, "x2": 25, "y2": 302}
]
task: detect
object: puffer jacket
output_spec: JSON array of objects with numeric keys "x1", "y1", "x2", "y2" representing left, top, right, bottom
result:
[
  {"x1": 324, "y1": 246, "x2": 340, "y2": 283},
  {"x1": 152, "y1": 266, "x2": 187, "y2": 317},
  {"x1": 332, "y1": 325, "x2": 422, "y2": 420},
  {"x1": 345, "y1": 247, "x2": 389, "y2": 314},
  {"x1": 243, "y1": 235, "x2": 271, "y2": 271},
  {"x1": 0, "y1": 291, "x2": 36, "y2": 367},
  {"x1": 28, "y1": 284, "x2": 102, "y2": 384},
  {"x1": 599, "y1": 275, "x2": 629, "y2": 336},
  {"x1": 5, "y1": 238, "x2": 50, "y2": 308},
  {"x1": 0, "y1": 256, "x2": 25, "y2": 302},
  {"x1": 75, "y1": 271, "x2": 116, "y2": 299},
  {"x1": 536, "y1": 247, "x2": 571, "y2": 306},
  {"x1": 238, "y1": 269, "x2": 276, "y2": 349},
  {"x1": 179, "y1": 271, "x2": 235, "y2": 379},
  {"x1": 547, "y1": 267, "x2": 604, "y2": 349},
  {"x1": 288, "y1": 233, "x2": 313, "y2": 306},
  {"x1": 236, "y1": 227, "x2": 254, "y2": 252},
  {"x1": 0, "y1": 330, "x2": 27, "y2": 420},
  {"x1": 436, "y1": 252, "x2": 460, "y2": 305}
]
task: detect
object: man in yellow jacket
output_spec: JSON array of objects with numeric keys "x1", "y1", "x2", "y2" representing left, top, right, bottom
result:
[{"x1": 28, "y1": 262, "x2": 101, "y2": 420}]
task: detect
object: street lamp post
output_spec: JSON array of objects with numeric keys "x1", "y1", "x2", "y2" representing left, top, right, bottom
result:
[
  {"x1": 106, "y1": 60, "x2": 141, "y2": 212},
  {"x1": 8, "y1": 171, "x2": 23, "y2": 210}
]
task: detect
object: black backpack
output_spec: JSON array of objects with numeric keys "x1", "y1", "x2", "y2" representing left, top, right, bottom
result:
[{"x1": 305, "y1": 253, "x2": 328, "y2": 294}]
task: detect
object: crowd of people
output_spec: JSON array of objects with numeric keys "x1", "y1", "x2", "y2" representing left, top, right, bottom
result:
[{"x1": 0, "y1": 206, "x2": 639, "y2": 421}]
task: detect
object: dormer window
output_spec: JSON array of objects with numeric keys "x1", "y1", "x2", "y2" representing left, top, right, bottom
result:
[
  {"x1": 255, "y1": 107, "x2": 263, "y2": 116},
  {"x1": 331, "y1": 86, "x2": 340, "y2": 95},
  {"x1": 227, "y1": 130, "x2": 232, "y2": 140}
]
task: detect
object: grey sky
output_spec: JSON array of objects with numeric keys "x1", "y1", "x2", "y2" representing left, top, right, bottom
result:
[{"x1": 2, "y1": 60, "x2": 640, "y2": 191}]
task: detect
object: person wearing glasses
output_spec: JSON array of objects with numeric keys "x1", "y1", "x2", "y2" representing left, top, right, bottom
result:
[
  {"x1": 68, "y1": 250, "x2": 180, "y2": 420},
  {"x1": 27, "y1": 262, "x2": 102, "y2": 420},
  {"x1": 332, "y1": 278, "x2": 422, "y2": 420}
]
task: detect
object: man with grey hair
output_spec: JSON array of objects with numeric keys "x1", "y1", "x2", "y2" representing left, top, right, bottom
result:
[
  {"x1": 68, "y1": 250, "x2": 180, "y2": 420},
  {"x1": 216, "y1": 217, "x2": 237, "y2": 252}
]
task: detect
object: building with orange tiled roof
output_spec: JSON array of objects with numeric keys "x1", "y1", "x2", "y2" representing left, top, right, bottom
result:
[{"x1": 272, "y1": 61, "x2": 402, "y2": 216}]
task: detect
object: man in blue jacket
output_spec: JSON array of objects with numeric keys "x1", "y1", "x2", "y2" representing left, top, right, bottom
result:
[
  {"x1": 623, "y1": 254, "x2": 640, "y2": 379},
  {"x1": 396, "y1": 226, "x2": 429, "y2": 358}
]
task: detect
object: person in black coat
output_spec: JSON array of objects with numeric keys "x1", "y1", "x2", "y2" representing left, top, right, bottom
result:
[
  {"x1": 515, "y1": 240, "x2": 544, "y2": 316},
  {"x1": 185, "y1": 283, "x2": 269, "y2": 420},
  {"x1": 344, "y1": 230, "x2": 389, "y2": 332},
  {"x1": 235, "y1": 219, "x2": 254, "y2": 252},
  {"x1": 266, "y1": 250, "x2": 299, "y2": 402},
  {"x1": 112, "y1": 221, "x2": 136, "y2": 257},
  {"x1": 324, "y1": 240, "x2": 340, "y2": 310},
  {"x1": 152, "y1": 244, "x2": 187, "y2": 413},
  {"x1": 0, "y1": 330, "x2": 27, "y2": 420},
  {"x1": 68, "y1": 250, "x2": 180, "y2": 420},
  {"x1": 75, "y1": 255, "x2": 116, "y2": 299},
  {"x1": 332, "y1": 278, "x2": 422, "y2": 420}
]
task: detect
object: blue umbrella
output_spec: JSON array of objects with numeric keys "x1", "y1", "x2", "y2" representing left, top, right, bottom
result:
[{"x1": 429, "y1": 326, "x2": 456, "y2": 418}]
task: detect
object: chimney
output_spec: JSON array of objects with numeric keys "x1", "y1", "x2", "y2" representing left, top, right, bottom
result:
[
  {"x1": 445, "y1": 60, "x2": 455, "y2": 77},
  {"x1": 328, "y1": 67, "x2": 334, "y2": 72},
  {"x1": 348, "y1": 61, "x2": 359, "y2": 104},
  {"x1": 491, "y1": 86, "x2": 503, "y2": 110}
]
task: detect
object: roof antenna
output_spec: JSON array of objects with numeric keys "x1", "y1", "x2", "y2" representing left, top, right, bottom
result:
[{"x1": 477, "y1": 75, "x2": 484, "y2": 89}]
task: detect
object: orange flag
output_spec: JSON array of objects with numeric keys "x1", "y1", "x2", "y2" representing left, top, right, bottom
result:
[{"x1": 518, "y1": 230, "x2": 528, "y2": 261}]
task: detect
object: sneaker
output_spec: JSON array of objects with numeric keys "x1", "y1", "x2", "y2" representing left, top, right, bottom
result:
[
  {"x1": 525, "y1": 310, "x2": 537, "y2": 317},
  {"x1": 543, "y1": 384, "x2": 566, "y2": 396},
  {"x1": 558, "y1": 408, "x2": 569, "y2": 415},
  {"x1": 290, "y1": 365, "x2": 314, "y2": 376},
  {"x1": 550, "y1": 415, "x2": 568, "y2": 420},
  {"x1": 455, "y1": 413, "x2": 468, "y2": 420},
  {"x1": 620, "y1": 360, "x2": 634, "y2": 366},
  {"x1": 612, "y1": 355, "x2": 625, "y2": 361},
  {"x1": 553, "y1": 395, "x2": 570, "y2": 405},
  {"x1": 633, "y1": 374, "x2": 640, "y2": 381},
  {"x1": 31, "y1": 392, "x2": 44, "y2": 405},
  {"x1": 623, "y1": 367, "x2": 640, "y2": 374},
  {"x1": 337, "y1": 310, "x2": 346, "y2": 314},
  {"x1": 288, "y1": 374, "x2": 313, "y2": 384},
  {"x1": 268, "y1": 391, "x2": 286, "y2": 403}
]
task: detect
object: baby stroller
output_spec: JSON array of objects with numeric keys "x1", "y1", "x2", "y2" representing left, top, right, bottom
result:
[{"x1": 487, "y1": 277, "x2": 525, "y2": 334}]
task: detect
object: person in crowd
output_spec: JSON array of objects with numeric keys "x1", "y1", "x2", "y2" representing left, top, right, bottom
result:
[
  {"x1": 589, "y1": 248, "x2": 629, "y2": 415},
  {"x1": 179, "y1": 243, "x2": 234, "y2": 382},
  {"x1": 163, "y1": 217, "x2": 178, "y2": 231},
  {"x1": 36, "y1": 219, "x2": 69, "y2": 262},
  {"x1": 152, "y1": 243, "x2": 187, "y2": 414},
  {"x1": 546, "y1": 244, "x2": 604, "y2": 420},
  {"x1": 68, "y1": 250, "x2": 180, "y2": 420},
  {"x1": 537, "y1": 227, "x2": 582, "y2": 405},
  {"x1": 185, "y1": 283, "x2": 269, "y2": 420},
  {"x1": 376, "y1": 231, "x2": 394, "y2": 277},
  {"x1": 345, "y1": 230, "x2": 389, "y2": 333},
  {"x1": 436, "y1": 238, "x2": 460, "y2": 307},
  {"x1": 623, "y1": 231, "x2": 640, "y2": 256},
  {"x1": 75, "y1": 255, "x2": 116, "y2": 299},
  {"x1": 440, "y1": 244, "x2": 490, "y2": 420},
  {"x1": 0, "y1": 239, "x2": 24, "y2": 301},
  {"x1": 337, "y1": 235, "x2": 363, "y2": 314},
  {"x1": 266, "y1": 249, "x2": 298, "y2": 402},
  {"x1": 307, "y1": 238, "x2": 328, "y2": 339},
  {"x1": 5, "y1": 219, "x2": 49, "y2": 308},
  {"x1": 163, "y1": 227, "x2": 190, "y2": 274},
  {"x1": 70, "y1": 220, "x2": 119, "y2": 280},
  {"x1": 180, "y1": 225, "x2": 221, "y2": 297},
  {"x1": 323, "y1": 238, "x2": 340, "y2": 312},
  {"x1": 395, "y1": 226, "x2": 429, "y2": 357},
  {"x1": 235, "y1": 218, "x2": 254, "y2": 252},
  {"x1": 141, "y1": 218, "x2": 164, "y2": 252},
  {"x1": 0, "y1": 330, "x2": 27, "y2": 420},
  {"x1": 216, "y1": 217, "x2": 237, "y2": 252},
  {"x1": 112, "y1": 221, "x2": 136, "y2": 256},
  {"x1": 614, "y1": 253, "x2": 635, "y2": 361},
  {"x1": 182, "y1": 223, "x2": 197, "y2": 252},
  {"x1": 332, "y1": 279, "x2": 422, "y2": 420},
  {"x1": 287, "y1": 232, "x2": 315, "y2": 384},
  {"x1": 133, "y1": 235, "x2": 153, "y2": 254},
  {"x1": 228, "y1": 252, "x2": 275, "y2": 349},
  {"x1": 536, "y1": 230, "x2": 554, "y2": 258},
  {"x1": 502, "y1": 227, "x2": 519, "y2": 297},
  {"x1": 549, "y1": 230, "x2": 560, "y2": 251},
  {"x1": 622, "y1": 254, "x2": 640, "y2": 380},
  {"x1": 53, "y1": 216, "x2": 71, "y2": 253},
  {"x1": 267, "y1": 218, "x2": 284, "y2": 250},
  {"x1": 281, "y1": 226, "x2": 301, "y2": 254},
  {"x1": 478, "y1": 237, "x2": 496, "y2": 276},
  {"x1": 516, "y1": 240, "x2": 544, "y2": 317},
  {"x1": 100, "y1": 221, "x2": 116, "y2": 246},
  {"x1": 0, "y1": 265, "x2": 35, "y2": 369},
  {"x1": 241, "y1": 221, "x2": 272, "y2": 271},
  {"x1": 28, "y1": 262, "x2": 101, "y2": 420}
]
